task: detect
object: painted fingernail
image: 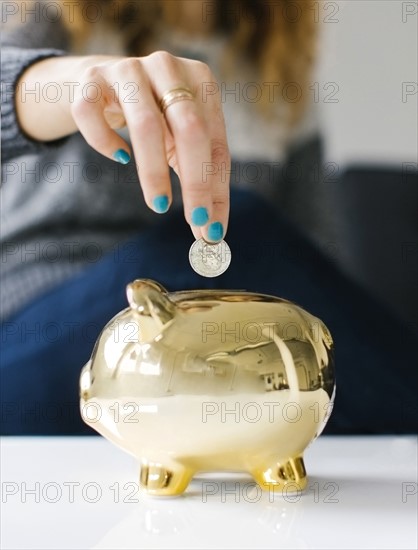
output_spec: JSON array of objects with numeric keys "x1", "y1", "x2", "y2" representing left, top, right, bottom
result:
[
  {"x1": 207, "y1": 221, "x2": 224, "y2": 242},
  {"x1": 152, "y1": 195, "x2": 169, "y2": 214},
  {"x1": 191, "y1": 206, "x2": 209, "y2": 226},
  {"x1": 113, "y1": 149, "x2": 131, "y2": 164}
]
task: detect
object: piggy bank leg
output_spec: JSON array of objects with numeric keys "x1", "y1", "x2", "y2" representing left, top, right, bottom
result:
[
  {"x1": 251, "y1": 455, "x2": 307, "y2": 493},
  {"x1": 139, "y1": 461, "x2": 193, "y2": 496}
]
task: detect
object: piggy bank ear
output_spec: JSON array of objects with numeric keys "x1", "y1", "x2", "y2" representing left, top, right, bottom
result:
[{"x1": 126, "y1": 279, "x2": 175, "y2": 325}]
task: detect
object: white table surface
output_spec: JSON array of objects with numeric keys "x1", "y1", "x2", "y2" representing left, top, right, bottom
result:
[{"x1": 1, "y1": 436, "x2": 417, "y2": 550}]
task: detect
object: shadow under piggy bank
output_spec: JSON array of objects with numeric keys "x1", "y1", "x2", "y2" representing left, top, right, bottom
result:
[{"x1": 80, "y1": 279, "x2": 335, "y2": 496}]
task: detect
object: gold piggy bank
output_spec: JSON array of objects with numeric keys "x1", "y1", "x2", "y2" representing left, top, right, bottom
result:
[{"x1": 80, "y1": 279, "x2": 335, "y2": 496}]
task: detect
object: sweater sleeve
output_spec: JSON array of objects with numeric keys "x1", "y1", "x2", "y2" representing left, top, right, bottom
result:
[{"x1": 1, "y1": 46, "x2": 70, "y2": 162}]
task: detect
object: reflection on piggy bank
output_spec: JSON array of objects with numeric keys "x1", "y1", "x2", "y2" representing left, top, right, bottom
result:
[{"x1": 80, "y1": 279, "x2": 335, "y2": 496}]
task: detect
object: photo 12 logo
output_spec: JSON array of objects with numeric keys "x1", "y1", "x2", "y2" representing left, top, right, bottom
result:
[
  {"x1": 201, "y1": 400, "x2": 333, "y2": 425},
  {"x1": 1, "y1": 481, "x2": 143, "y2": 504},
  {"x1": 201, "y1": 479, "x2": 340, "y2": 503}
]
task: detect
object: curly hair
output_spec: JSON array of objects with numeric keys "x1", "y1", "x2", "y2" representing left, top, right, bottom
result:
[{"x1": 61, "y1": 0, "x2": 320, "y2": 125}]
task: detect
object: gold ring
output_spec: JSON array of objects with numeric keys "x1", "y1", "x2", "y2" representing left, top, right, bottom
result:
[{"x1": 160, "y1": 87, "x2": 194, "y2": 113}]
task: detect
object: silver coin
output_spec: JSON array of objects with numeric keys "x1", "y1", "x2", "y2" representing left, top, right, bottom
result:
[{"x1": 189, "y1": 238, "x2": 232, "y2": 277}]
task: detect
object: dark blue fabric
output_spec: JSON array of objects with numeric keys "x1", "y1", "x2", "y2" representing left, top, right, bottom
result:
[{"x1": 1, "y1": 189, "x2": 417, "y2": 434}]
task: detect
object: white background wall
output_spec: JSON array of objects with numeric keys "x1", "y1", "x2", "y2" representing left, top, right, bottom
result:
[{"x1": 315, "y1": 0, "x2": 417, "y2": 168}]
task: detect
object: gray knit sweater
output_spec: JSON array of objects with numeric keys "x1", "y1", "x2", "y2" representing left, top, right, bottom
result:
[
  {"x1": 1, "y1": 15, "x2": 167, "y2": 320},
  {"x1": 1, "y1": 7, "x2": 329, "y2": 321}
]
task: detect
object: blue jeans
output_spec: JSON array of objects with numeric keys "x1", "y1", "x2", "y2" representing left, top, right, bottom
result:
[{"x1": 1, "y1": 190, "x2": 417, "y2": 434}]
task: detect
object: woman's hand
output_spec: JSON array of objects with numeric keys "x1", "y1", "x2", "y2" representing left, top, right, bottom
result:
[{"x1": 16, "y1": 52, "x2": 230, "y2": 242}]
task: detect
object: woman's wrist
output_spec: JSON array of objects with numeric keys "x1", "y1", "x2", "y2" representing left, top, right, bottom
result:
[{"x1": 15, "y1": 55, "x2": 120, "y2": 142}]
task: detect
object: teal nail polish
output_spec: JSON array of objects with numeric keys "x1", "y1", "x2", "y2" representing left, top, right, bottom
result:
[
  {"x1": 113, "y1": 149, "x2": 131, "y2": 164},
  {"x1": 152, "y1": 195, "x2": 169, "y2": 214},
  {"x1": 191, "y1": 206, "x2": 209, "y2": 226},
  {"x1": 207, "y1": 221, "x2": 224, "y2": 242}
]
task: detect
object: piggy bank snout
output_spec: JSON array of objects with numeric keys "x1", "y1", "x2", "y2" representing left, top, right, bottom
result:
[{"x1": 79, "y1": 360, "x2": 92, "y2": 401}]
